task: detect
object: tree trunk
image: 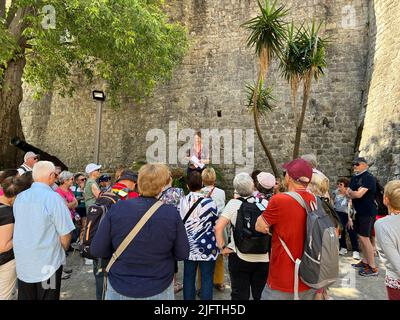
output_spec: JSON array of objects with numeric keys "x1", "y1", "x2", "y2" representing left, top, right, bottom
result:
[
  {"x1": 0, "y1": 56, "x2": 26, "y2": 169},
  {"x1": 252, "y1": 69, "x2": 280, "y2": 178},
  {"x1": 292, "y1": 70, "x2": 313, "y2": 159}
]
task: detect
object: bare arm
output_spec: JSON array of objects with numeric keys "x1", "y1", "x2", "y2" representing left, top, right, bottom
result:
[
  {"x1": 66, "y1": 198, "x2": 78, "y2": 210},
  {"x1": 255, "y1": 215, "x2": 270, "y2": 234},
  {"x1": 92, "y1": 183, "x2": 101, "y2": 199},
  {"x1": 215, "y1": 216, "x2": 230, "y2": 249},
  {"x1": 347, "y1": 187, "x2": 368, "y2": 199},
  {"x1": 0, "y1": 224, "x2": 14, "y2": 253},
  {"x1": 59, "y1": 233, "x2": 71, "y2": 251}
]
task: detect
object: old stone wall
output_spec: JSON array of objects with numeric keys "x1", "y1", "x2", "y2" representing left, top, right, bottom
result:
[
  {"x1": 19, "y1": 0, "x2": 372, "y2": 192},
  {"x1": 357, "y1": 0, "x2": 400, "y2": 184}
]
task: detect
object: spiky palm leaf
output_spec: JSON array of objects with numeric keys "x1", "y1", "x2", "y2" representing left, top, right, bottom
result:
[
  {"x1": 242, "y1": 0, "x2": 289, "y2": 59},
  {"x1": 245, "y1": 81, "x2": 276, "y2": 116}
]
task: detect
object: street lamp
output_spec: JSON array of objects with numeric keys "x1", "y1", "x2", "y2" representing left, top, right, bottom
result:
[{"x1": 92, "y1": 90, "x2": 106, "y2": 164}]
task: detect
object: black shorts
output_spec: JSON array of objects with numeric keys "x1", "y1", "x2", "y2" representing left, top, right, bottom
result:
[{"x1": 354, "y1": 215, "x2": 376, "y2": 237}]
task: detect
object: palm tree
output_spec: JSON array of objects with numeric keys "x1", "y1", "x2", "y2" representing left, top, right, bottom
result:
[
  {"x1": 279, "y1": 22, "x2": 306, "y2": 124},
  {"x1": 242, "y1": 0, "x2": 288, "y2": 177},
  {"x1": 292, "y1": 20, "x2": 328, "y2": 159}
]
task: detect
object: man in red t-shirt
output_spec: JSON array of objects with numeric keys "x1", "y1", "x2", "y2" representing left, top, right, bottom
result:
[
  {"x1": 111, "y1": 169, "x2": 139, "y2": 200},
  {"x1": 256, "y1": 158, "x2": 317, "y2": 300}
]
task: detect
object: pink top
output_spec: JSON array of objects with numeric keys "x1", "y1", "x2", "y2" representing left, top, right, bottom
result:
[
  {"x1": 56, "y1": 187, "x2": 76, "y2": 220},
  {"x1": 0, "y1": 188, "x2": 3, "y2": 197}
]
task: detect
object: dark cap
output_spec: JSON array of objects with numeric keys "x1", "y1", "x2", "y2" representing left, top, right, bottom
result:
[
  {"x1": 352, "y1": 157, "x2": 368, "y2": 165},
  {"x1": 98, "y1": 174, "x2": 111, "y2": 183},
  {"x1": 282, "y1": 158, "x2": 313, "y2": 184},
  {"x1": 117, "y1": 170, "x2": 138, "y2": 183}
]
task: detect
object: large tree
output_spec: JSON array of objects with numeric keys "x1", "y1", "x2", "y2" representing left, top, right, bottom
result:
[
  {"x1": 242, "y1": 0, "x2": 288, "y2": 177},
  {"x1": 0, "y1": 0, "x2": 188, "y2": 168}
]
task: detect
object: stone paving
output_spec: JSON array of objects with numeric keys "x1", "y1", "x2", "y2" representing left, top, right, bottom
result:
[{"x1": 60, "y1": 250, "x2": 387, "y2": 300}]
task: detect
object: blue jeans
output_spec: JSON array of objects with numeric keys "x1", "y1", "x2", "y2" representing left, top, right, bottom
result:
[
  {"x1": 105, "y1": 280, "x2": 174, "y2": 300},
  {"x1": 183, "y1": 259, "x2": 216, "y2": 300}
]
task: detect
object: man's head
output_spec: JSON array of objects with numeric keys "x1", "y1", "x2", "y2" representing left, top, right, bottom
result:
[
  {"x1": 300, "y1": 154, "x2": 318, "y2": 169},
  {"x1": 24, "y1": 152, "x2": 39, "y2": 168},
  {"x1": 32, "y1": 161, "x2": 57, "y2": 186},
  {"x1": 352, "y1": 157, "x2": 369, "y2": 173},
  {"x1": 117, "y1": 170, "x2": 138, "y2": 191},
  {"x1": 85, "y1": 163, "x2": 101, "y2": 179},
  {"x1": 282, "y1": 158, "x2": 313, "y2": 190},
  {"x1": 98, "y1": 174, "x2": 112, "y2": 187}
]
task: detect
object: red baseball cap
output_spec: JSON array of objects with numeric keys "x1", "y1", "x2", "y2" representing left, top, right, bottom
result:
[{"x1": 282, "y1": 158, "x2": 313, "y2": 184}]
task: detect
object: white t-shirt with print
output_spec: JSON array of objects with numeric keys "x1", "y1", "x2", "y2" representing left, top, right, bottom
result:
[{"x1": 221, "y1": 197, "x2": 269, "y2": 263}]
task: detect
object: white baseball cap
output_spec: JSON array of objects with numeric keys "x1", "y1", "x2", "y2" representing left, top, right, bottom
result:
[
  {"x1": 24, "y1": 151, "x2": 38, "y2": 162},
  {"x1": 85, "y1": 163, "x2": 102, "y2": 174}
]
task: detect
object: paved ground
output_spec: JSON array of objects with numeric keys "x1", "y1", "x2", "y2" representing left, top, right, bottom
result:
[{"x1": 60, "y1": 250, "x2": 387, "y2": 300}]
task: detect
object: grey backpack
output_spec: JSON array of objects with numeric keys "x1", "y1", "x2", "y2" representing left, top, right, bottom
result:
[{"x1": 280, "y1": 192, "x2": 339, "y2": 300}]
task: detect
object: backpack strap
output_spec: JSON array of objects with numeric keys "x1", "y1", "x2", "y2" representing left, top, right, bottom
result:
[
  {"x1": 280, "y1": 191, "x2": 312, "y2": 301},
  {"x1": 183, "y1": 197, "x2": 204, "y2": 224},
  {"x1": 205, "y1": 186, "x2": 215, "y2": 198},
  {"x1": 285, "y1": 192, "x2": 317, "y2": 211}
]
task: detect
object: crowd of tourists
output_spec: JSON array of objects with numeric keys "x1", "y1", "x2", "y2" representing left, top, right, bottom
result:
[{"x1": 0, "y1": 149, "x2": 399, "y2": 301}]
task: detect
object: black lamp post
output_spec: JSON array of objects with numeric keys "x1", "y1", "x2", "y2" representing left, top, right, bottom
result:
[{"x1": 92, "y1": 90, "x2": 106, "y2": 163}]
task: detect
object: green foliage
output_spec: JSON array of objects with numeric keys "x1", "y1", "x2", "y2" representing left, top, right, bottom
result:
[
  {"x1": 245, "y1": 80, "x2": 276, "y2": 115},
  {"x1": 1, "y1": 0, "x2": 188, "y2": 104},
  {"x1": 297, "y1": 20, "x2": 328, "y2": 79},
  {"x1": 279, "y1": 22, "x2": 305, "y2": 82},
  {"x1": 242, "y1": 0, "x2": 289, "y2": 59}
]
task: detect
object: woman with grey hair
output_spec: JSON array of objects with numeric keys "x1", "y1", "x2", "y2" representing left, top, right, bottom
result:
[
  {"x1": 55, "y1": 171, "x2": 78, "y2": 221},
  {"x1": 215, "y1": 172, "x2": 270, "y2": 300}
]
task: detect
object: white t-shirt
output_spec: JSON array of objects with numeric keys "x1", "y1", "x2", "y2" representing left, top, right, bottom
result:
[
  {"x1": 221, "y1": 197, "x2": 269, "y2": 263},
  {"x1": 201, "y1": 186, "x2": 226, "y2": 215}
]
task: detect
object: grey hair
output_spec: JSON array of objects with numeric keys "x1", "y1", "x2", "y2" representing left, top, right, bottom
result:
[
  {"x1": 32, "y1": 161, "x2": 55, "y2": 181},
  {"x1": 233, "y1": 172, "x2": 254, "y2": 197},
  {"x1": 301, "y1": 154, "x2": 318, "y2": 168},
  {"x1": 59, "y1": 171, "x2": 74, "y2": 184}
]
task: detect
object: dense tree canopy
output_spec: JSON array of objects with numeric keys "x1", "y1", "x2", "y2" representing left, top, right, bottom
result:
[{"x1": 0, "y1": 0, "x2": 188, "y2": 167}]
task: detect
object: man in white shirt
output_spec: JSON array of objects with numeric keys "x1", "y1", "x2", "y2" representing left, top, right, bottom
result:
[{"x1": 17, "y1": 152, "x2": 39, "y2": 175}]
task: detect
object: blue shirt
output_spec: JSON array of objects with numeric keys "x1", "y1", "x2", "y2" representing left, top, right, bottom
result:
[
  {"x1": 13, "y1": 182, "x2": 75, "y2": 283},
  {"x1": 91, "y1": 196, "x2": 189, "y2": 298}
]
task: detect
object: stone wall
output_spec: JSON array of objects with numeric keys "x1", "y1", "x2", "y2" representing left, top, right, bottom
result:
[
  {"x1": 19, "y1": 0, "x2": 372, "y2": 192},
  {"x1": 357, "y1": 0, "x2": 400, "y2": 183}
]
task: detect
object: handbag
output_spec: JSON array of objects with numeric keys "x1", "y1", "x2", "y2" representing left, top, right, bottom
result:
[{"x1": 102, "y1": 200, "x2": 163, "y2": 299}]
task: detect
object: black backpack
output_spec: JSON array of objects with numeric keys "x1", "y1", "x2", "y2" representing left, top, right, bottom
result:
[
  {"x1": 232, "y1": 197, "x2": 271, "y2": 254},
  {"x1": 375, "y1": 180, "x2": 388, "y2": 216},
  {"x1": 81, "y1": 192, "x2": 121, "y2": 259}
]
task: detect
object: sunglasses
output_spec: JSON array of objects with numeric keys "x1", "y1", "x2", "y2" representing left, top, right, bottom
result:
[
  {"x1": 78, "y1": 178, "x2": 87, "y2": 182},
  {"x1": 352, "y1": 163, "x2": 360, "y2": 167},
  {"x1": 33, "y1": 157, "x2": 39, "y2": 160}
]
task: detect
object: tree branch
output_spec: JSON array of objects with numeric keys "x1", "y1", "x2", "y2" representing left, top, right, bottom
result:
[
  {"x1": 0, "y1": 0, "x2": 6, "y2": 20},
  {"x1": 5, "y1": 0, "x2": 17, "y2": 27}
]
